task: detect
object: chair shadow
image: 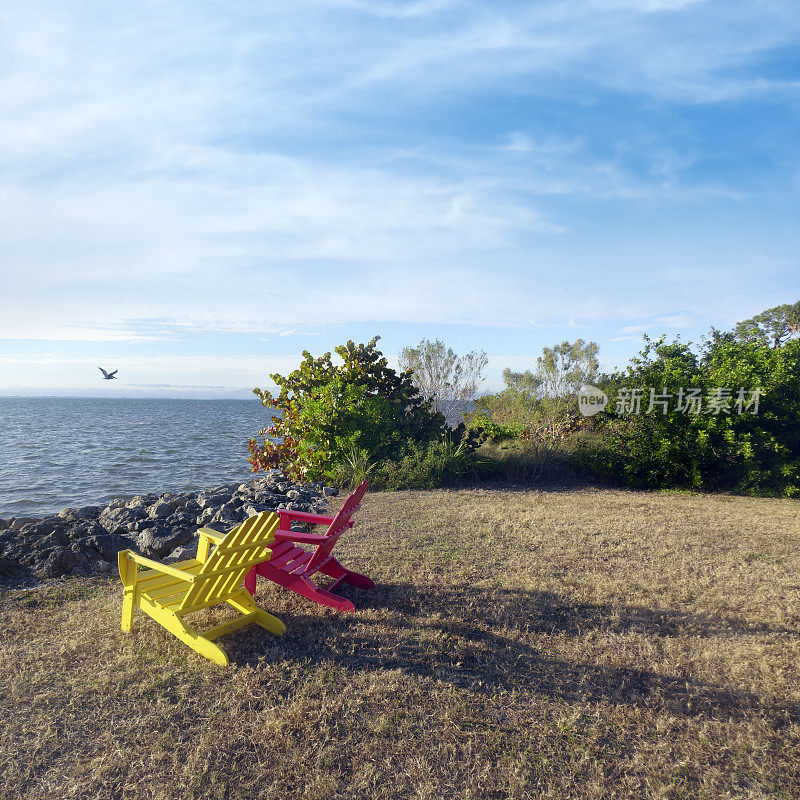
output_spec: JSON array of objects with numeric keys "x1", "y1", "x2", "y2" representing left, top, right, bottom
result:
[
  {"x1": 360, "y1": 582, "x2": 792, "y2": 639},
  {"x1": 229, "y1": 581, "x2": 798, "y2": 725}
]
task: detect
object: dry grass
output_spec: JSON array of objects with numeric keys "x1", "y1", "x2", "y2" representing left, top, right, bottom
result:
[{"x1": 2, "y1": 487, "x2": 800, "y2": 799}]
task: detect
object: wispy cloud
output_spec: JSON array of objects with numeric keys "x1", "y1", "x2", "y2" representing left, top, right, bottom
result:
[
  {"x1": 620, "y1": 314, "x2": 697, "y2": 335},
  {"x1": 0, "y1": 0, "x2": 798, "y2": 388}
]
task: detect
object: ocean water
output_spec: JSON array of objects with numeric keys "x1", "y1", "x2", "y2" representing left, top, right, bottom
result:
[{"x1": 0, "y1": 397, "x2": 272, "y2": 518}]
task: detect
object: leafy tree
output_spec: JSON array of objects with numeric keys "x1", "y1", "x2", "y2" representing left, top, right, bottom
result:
[
  {"x1": 249, "y1": 337, "x2": 447, "y2": 482},
  {"x1": 580, "y1": 332, "x2": 800, "y2": 495},
  {"x1": 501, "y1": 368, "x2": 541, "y2": 398},
  {"x1": 398, "y1": 338, "x2": 488, "y2": 426},
  {"x1": 472, "y1": 339, "x2": 599, "y2": 444},
  {"x1": 733, "y1": 301, "x2": 800, "y2": 348},
  {"x1": 702, "y1": 332, "x2": 800, "y2": 492},
  {"x1": 536, "y1": 339, "x2": 600, "y2": 398},
  {"x1": 582, "y1": 336, "x2": 708, "y2": 489}
]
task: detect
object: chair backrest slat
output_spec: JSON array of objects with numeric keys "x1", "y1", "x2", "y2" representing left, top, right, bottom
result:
[
  {"x1": 304, "y1": 481, "x2": 368, "y2": 575},
  {"x1": 179, "y1": 512, "x2": 279, "y2": 611}
]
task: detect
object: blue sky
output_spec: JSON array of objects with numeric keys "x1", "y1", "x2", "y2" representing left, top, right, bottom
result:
[{"x1": 1, "y1": 0, "x2": 798, "y2": 397}]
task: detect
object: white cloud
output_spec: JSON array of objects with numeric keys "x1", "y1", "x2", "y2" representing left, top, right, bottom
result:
[
  {"x1": 329, "y1": 0, "x2": 461, "y2": 19},
  {"x1": 0, "y1": 0, "x2": 797, "y2": 359},
  {"x1": 620, "y1": 314, "x2": 696, "y2": 334}
]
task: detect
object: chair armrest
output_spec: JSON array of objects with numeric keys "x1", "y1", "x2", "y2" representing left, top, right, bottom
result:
[
  {"x1": 196, "y1": 527, "x2": 226, "y2": 562},
  {"x1": 277, "y1": 509, "x2": 336, "y2": 526},
  {"x1": 119, "y1": 550, "x2": 196, "y2": 582},
  {"x1": 197, "y1": 527, "x2": 226, "y2": 543},
  {"x1": 274, "y1": 531, "x2": 329, "y2": 545}
]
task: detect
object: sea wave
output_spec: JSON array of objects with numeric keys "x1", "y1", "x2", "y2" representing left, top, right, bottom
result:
[{"x1": 0, "y1": 397, "x2": 271, "y2": 517}]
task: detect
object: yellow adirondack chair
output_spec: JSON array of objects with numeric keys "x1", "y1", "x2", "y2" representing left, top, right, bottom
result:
[{"x1": 118, "y1": 511, "x2": 285, "y2": 666}]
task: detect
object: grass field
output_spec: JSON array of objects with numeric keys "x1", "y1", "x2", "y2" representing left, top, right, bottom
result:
[{"x1": 2, "y1": 487, "x2": 800, "y2": 799}]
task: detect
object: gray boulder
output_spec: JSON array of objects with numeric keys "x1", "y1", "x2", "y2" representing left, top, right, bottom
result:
[
  {"x1": 0, "y1": 527, "x2": 17, "y2": 549},
  {"x1": 165, "y1": 542, "x2": 198, "y2": 563},
  {"x1": 67, "y1": 520, "x2": 107, "y2": 541},
  {"x1": 36, "y1": 543, "x2": 93, "y2": 578},
  {"x1": 85, "y1": 532, "x2": 137, "y2": 563},
  {"x1": 35, "y1": 530, "x2": 70, "y2": 552},
  {"x1": 27, "y1": 517, "x2": 66, "y2": 537},
  {"x1": 57, "y1": 505, "x2": 101, "y2": 523},
  {"x1": 148, "y1": 497, "x2": 179, "y2": 519},
  {"x1": 217, "y1": 501, "x2": 244, "y2": 523},
  {"x1": 9, "y1": 517, "x2": 37, "y2": 529},
  {"x1": 197, "y1": 490, "x2": 230, "y2": 510},
  {"x1": 196, "y1": 507, "x2": 216, "y2": 527},
  {"x1": 248, "y1": 492, "x2": 284, "y2": 507},
  {"x1": 127, "y1": 493, "x2": 157, "y2": 509},
  {"x1": 137, "y1": 524, "x2": 193, "y2": 559},
  {"x1": 127, "y1": 518, "x2": 155, "y2": 533},
  {"x1": 99, "y1": 505, "x2": 143, "y2": 534},
  {"x1": 242, "y1": 502, "x2": 269, "y2": 517},
  {"x1": 165, "y1": 510, "x2": 195, "y2": 528}
]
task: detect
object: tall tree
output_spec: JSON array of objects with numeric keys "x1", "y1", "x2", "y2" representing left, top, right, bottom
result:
[
  {"x1": 474, "y1": 340, "x2": 600, "y2": 441},
  {"x1": 535, "y1": 339, "x2": 600, "y2": 398},
  {"x1": 399, "y1": 338, "x2": 488, "y2": 426},
  {"x1": 734, "y1": 301, "x2": 800, "y2": 348}
]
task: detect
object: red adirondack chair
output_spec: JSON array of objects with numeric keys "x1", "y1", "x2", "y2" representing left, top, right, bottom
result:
[{"x1": 243, "y1": 480, "x2": 373, "y2": 612}]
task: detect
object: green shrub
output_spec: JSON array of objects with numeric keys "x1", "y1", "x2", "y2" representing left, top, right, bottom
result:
[
  {"x1": 377, "y1": 435, "x2": 476, "y2": 490},
  {"x1": 475, "y1": 438, "x2": 580, "y2": 484},
  {"x1": 249, "y1": 337, "x2": 454, "y2": 483},
  {"x1": 329, "y1": 443, "x2": 377, "y2": 490},
  {"x1": 467, "y1": 415, "x2": 523, "y2": 442},
  {"x1": 577, "y1": 334, "x2": 800, "y2": 496}
]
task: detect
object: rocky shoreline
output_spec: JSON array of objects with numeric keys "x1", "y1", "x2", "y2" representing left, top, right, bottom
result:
[{"x1": 0, "y1": 474, "x2": 337, "y2": 583}]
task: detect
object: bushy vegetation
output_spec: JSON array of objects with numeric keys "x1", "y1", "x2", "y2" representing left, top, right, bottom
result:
[
  {"x1": 579, "y1": 330, "x2": 800, "y2": 496},
  {"x1": 460, "y1": 304, "x2": 800, "y2": 496},
  {"x1": 250, "y1": 303, "x2": 800, "y2": 495},
  {"x1": 465, "y1": 339, "x2": 598, "y2": 484},
  {"x1": 249, "y1": 336, "x2": 477, "y2": 488}
]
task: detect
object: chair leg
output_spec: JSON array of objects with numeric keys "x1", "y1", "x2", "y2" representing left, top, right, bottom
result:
[
  {"x1": 243, "y1": 567, "x2": 257, "y2": 596},
  {"x1": 319, "y1": 558, "x2": 375, "y2": 590},
  {"x1": 121, "y1": 591, "x2": 135, "y2": 632},
  {"x1": 144, "y1": 603, "x2": 230, "y2": 666},
  {"x1": 260, "y1": 565, "x2": 356, "y2": 612},
  {"x1": 118, "y1": 550, "x2": 138, "y2": 631},
  {"x1": 226, "y1": 590, "x2": 286, "y2": 636},
  {"x1": 342, "y1": 569, "x2": 375, "y2": 590}
]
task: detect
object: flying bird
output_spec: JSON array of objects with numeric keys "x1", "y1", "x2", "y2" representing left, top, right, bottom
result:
[{"x1": 98, "y1": 367, "x2": 118, "y2": 380}]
